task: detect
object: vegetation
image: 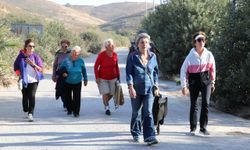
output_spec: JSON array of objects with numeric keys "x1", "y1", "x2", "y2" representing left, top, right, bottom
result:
[
  {"x1": 142, "y1": 0, "x2": 228, "y2": 79},
  {"x1": 211, "y1": 0, "x2": 250, "y2": 113},
  {"x1": 141, "y1": 0, "x2": 250, "y2": 115}
]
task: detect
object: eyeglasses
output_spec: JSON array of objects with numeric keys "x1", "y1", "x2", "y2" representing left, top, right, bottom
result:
[
  {"x1": 62, "y1": 45, "x2": 68, "y2": 48},
  {"x1": 27, "y1": 45, "x2": 35, "y2": 48},
  {"x1": 196, "y1": 38, "x2": 205, "y2": 43}
]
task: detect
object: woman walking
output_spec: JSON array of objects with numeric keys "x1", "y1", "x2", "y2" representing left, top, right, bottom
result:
[{"x1": 14, "y1": 39, "x2": 44, "y2": 122}]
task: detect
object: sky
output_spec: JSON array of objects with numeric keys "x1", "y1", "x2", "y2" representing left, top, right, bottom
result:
[{"x1": 48, "y1": 0, "x2": 159, "y2": 6}]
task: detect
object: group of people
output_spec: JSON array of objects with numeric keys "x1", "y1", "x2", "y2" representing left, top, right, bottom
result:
[{"x1": 13, "y1": 31, "x2": 216, "y2": 146}]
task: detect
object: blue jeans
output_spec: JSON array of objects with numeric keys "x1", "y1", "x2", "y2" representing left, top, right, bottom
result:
[{"x1": 130, "y1": 94, "x2": 156, "y2": 141}]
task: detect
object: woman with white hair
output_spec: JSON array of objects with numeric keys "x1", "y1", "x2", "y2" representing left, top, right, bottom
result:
[
  {"x1": 59, "y1": 46, "x2": 88, "y2": 117},
  {"x1": 126, "y1": 33, "x2": 159, "y2": 145},
  {"x1": 94, "y1": 39, "x2": 120, "y2": 116}
]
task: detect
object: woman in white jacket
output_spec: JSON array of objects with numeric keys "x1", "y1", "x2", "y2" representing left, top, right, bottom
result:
[{"x1": 180, "y1": 31, "x2": 216, "y2": 136}]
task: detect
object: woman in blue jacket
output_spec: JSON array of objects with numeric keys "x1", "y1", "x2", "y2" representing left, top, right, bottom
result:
[
  {"x1": 126, "y1": 33, "x2": 159, "y2": 146},
  {"x1": 59, "y1": 46, "x2": 88, "y2": 117}
]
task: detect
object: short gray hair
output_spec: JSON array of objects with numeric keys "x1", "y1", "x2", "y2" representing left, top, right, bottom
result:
[
  {"x1": 103, "y1": 38, "x2": 114, "y2": 48},
  {"x1": 71, "y1": 45, "x2": 81, "y2": 53},
  {"x1": 136, "y1": 33, "x2": 151, "y2": 46}
]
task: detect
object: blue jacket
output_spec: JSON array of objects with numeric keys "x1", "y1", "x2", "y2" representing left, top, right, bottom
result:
[
  {"x1": 126, "y1": 50, "x2": 159, "y2": 95},
  {"x1": 60, "y1": 56, "x2": 88, "y2": 84},
  {"x1": 14, "y1": 50, "x2": 44, "y2": 88}
]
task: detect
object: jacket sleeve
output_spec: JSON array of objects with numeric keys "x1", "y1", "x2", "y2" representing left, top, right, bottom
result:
[
  {"x1": 52, "y1": 55, "x2": 59, "y2": 78},
  {"x1": 126, "y1": 53, "x2": 133, "y2": 85},
  {"x1": 94, "y1": 54, "x2": 101, "y2": 79},
  {"x1": 153, "y1": 55, "x2": 159, "y2": 86},
  {"x1": 210, "y1": 53, "x2": 216, "y2": 84},
  {"x1": 81, "y1": 59, "x2": 88, "y2": 81},
  {"x1": 14, "y1": 54, "x2": 21, "y2": 76},
  {"x1": 180, "y1": 56, "x2": 189, "y2": 88}
]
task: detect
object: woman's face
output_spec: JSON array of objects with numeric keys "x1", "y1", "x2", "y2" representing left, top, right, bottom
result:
[
  {"x1": 26, "y1": 42, "x2": 35, "y2": 55},
  {"x1": 138, "y1": 38, "x2": 150, "y2": 52},
  {"x1": 106, "y1": 41, "x2": 114, "y2": 52},
  {"x1": 61, "y1": 42, "x2": 69, "y2": 51},
  {"x1": 195, "y1": 36, "x2": 205, "y2": 49},
  {"x1": 71, "y1": 50, "x2": 80, "y2": 61}
]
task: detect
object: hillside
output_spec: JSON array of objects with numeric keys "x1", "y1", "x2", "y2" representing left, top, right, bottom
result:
[
  {"x1": 0, "y1": 0, "x2": 105, "y2": 32},
  {"x1": 68, "y1": 2, "x2": 154, "y2": 21}
]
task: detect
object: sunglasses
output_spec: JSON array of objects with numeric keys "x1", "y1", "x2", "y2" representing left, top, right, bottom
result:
[
  {"x1": 196, "y1": 38, "x2": 205, "y2": 43},
  {"x1": 27, "y1": 45, "x2": 35, "y2": 48},
  {"x1": 62, "y1": 45, "x2": 68, "y2": 48}
]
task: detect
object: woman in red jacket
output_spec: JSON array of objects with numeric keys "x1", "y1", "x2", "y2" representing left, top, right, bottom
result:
[{"x1": 94, "y1": 39, "x2": 120, "y2": 115}]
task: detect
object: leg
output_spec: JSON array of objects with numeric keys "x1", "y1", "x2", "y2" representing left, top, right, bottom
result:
[
  {"x1": 189, "y1": 84, "x2": 200, "y2": 131},
  {"x1": 142, "y1": 94, "x2": 156, "y2": 142},
  {"x1": 72, "y1": 82, "x2": 82, "y2": 116},
  {"x1": 27, "y1": 82, "x2": 38, "y2": 115},
  {"x1": 130, "y1": 95, "x2": 143, "y2": 138},
  {"x1": 200, "y1": 84, "x2": 211, "y2": 132},
  {"x1": 65, "y1": 83, "x2": 73, "y2": 114},
  {"x1": 21, "y1": 87, "x2": 29, "y2": 113}
]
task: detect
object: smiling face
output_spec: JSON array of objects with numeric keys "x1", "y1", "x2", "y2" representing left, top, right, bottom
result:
[{"x1": 25, "y1": 42, "x2": 35, "y2": 55}]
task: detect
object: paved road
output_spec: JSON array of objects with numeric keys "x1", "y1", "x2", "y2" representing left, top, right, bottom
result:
[{"x1": 0, "y1": 48, "x2": 250, "y2": 150}]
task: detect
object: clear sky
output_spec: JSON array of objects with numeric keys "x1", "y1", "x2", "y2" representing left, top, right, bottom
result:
[{"x1": 49, "y1": 0, "x2": 159, "y2": 6}]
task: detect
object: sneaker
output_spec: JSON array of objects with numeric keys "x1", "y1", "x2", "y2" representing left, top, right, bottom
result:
[
  {"x1": 24, "y1": 112, "x2": 28, "y2": 118},
  {"x1": 105, "y1": 109, "x2": 111, "y2": 115},
  {"x1": 199, "y1": 129, "x2": 210, "y2": 135},
  {"x1": 73, "y1": 113, "x2": 79, "y2": 118},
  {"x1": 147, "y1": 138, "x2": 158, "y2": 146},
  {"x1": 133, "y1": 136, "x2": 140, "y2": 143},
  {"x1": 187, "y1": 130, "x2": 196, "y2": 136},
  {"x1": 28, "y1": 114, "x2": 34, "y2": 122},
  {"x1": 63, "y1": 107, "x2": 67, "y2": 112},
  {"x1": 67, "y1": 111, "x2": 72, "y2": 115}
]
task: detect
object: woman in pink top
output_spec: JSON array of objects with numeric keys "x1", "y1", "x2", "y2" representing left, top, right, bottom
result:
[
  {"x1": 180, "y1": 31, "x2": 216, "y2": 136},
  {"x1": 94, "y1": 39, "x2": 120, "y2": 115}
]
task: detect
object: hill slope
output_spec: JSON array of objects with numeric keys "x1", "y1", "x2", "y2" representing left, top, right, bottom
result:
[{"x1": 0, "y1": 0, "x2": 105, "y2": 31}]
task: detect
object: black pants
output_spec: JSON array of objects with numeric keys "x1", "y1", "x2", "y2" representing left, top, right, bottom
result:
[
  {"x1": 21, "y1": 82, "x2": 39, "y2": 115},
  {"x1": 65, "y1": 82, "x2": 82, "y2": 115},
  {"x1": 189, "y1": 83, "x2": 211, "y2": 131}
]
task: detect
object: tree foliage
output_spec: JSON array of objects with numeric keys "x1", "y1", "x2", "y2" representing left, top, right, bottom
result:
[
  {"x1": 212, "y1": 0, "x2": 250, "y2": 111},
  {"x1": 142, "y1": 0, "x2": 228, "y2": 79}
]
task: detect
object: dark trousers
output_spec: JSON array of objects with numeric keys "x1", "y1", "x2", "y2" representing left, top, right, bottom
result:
[
  {"x1": 65, "y1": 82, "x2": 82, "y2": 115},
  {"x1": 21, "y1": 82, "x2": 39, "y2": 115},
  {"x1": 189, "y1": 83, "x2": 211, "y2": 131}
]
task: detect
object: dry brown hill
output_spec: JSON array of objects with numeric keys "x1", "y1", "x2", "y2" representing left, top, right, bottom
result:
[
  {"x1": 68, "y1": 2, "x2": 154, "y2": 21},
  {"x1": 0, "y1": 0, "x2": 105, "y2": 32}
]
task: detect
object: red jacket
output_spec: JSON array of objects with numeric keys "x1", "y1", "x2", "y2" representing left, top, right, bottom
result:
[{"x1": 94, "y1": 50, "x2": 120, "y2": 80}]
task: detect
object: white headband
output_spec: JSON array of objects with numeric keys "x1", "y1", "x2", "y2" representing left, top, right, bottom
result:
[{"x1": 195, "y1": 35, "x2": 205, "y2": 40}]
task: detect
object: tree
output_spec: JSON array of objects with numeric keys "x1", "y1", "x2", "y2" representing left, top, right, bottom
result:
[{"x1": 142, "y1": 0, "x2": 228, "y2": 79}]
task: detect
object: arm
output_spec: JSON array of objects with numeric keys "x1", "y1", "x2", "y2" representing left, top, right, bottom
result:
[
  {"x1": 126, "y1": 53, "x2": 136, "y2": 98},
  {"x1": 153, "y1": 54, "x2": 159, "y2": 86},
  {"x1": 14, "y1": 55, "x2": 21, "y2": 76},
  {"x1": 52, "y1": 54, "x2": 59, "y2": 81},
  {"x1": 94, "y1": 54, "x2": 101, "y2": 84},
  {"x1": 81, "y1": 59, "x2": 88, "y2": 86},
  {"x1": 210, "y1": 53, "x2": 216, "y2": 92},
  {"x1": 180, "y1": 56, "x2": 189, "y2": 95}
]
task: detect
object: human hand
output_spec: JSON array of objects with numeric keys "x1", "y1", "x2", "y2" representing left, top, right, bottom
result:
[
  {"x1": 211, "y1": 84, "x2": 215, "y2": 93},
  {"x1": 62, "y1": 73, "x2": 68, "y2": 77},
  {"x1": 84, "y1": 80, "x2": 88, "y2": 86},
  {"x1": 96, "y1": 78, "x2": 100, "y2": 84},
  {"x1": 129, "y1": 86, "x2": 136, "y2": 98},
  {"x1": 52, "y1": 76, "x2": 57, "y2": 82},
  {"x1": 182, "y1": 87, "x2": 188, "y2": 96}
]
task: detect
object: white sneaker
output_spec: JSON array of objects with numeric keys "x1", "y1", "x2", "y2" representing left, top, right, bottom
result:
[
  {"x1": 28, "y1": 114, "x2": 34, "y2": 122},
  {"x1": 187, "y1": 130, "x2": 196, "y2": 136},
  {"x1": 24, "y1": 112, "x2": 28, "y2": 118}
]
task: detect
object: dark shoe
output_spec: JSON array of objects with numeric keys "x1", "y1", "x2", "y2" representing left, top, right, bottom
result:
[
  {"x1": 147, "y1": 138, "x2": 158, "y2": 146},
  {"x1": 105, "y1": 109, "x2": 111, "y2": 115},
  {"x1": 199, "y1": 129, "x2": 210, "y2": 135},
  {"x1": 67, "y1": 111, "x2": 72, "y2": 115}
]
